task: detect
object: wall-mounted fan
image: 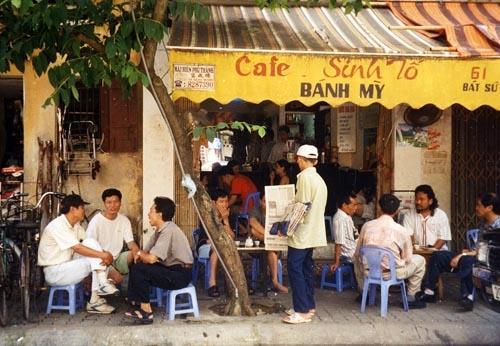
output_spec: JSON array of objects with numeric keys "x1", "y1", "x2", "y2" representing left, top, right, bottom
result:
[{"x1": 403, "y1": 104, "x2": 442, "y2": 128}]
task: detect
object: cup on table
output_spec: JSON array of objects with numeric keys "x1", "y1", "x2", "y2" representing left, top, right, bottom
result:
[
  {"x1": 234, "y1": 240, "x2": 241, "y2": 247},
  {"x1": 254, "y1": 240, "x2": 260, "y2": 247},
  {"x1": 413, "y1": 244, "x2": 420, "y2": 250}
]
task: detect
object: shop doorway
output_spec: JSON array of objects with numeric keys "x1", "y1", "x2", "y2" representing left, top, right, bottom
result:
[
  {"x1": 0, "y1": 77, "x2": 23, "y2": 199},
  {"x1": 451, "y1": 105, "x2": 500, "y2": 250}
]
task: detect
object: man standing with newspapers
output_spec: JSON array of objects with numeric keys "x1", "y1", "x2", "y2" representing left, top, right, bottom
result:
[{"x1": 282, "y1": 145, "x2": 328, "y2": 324}]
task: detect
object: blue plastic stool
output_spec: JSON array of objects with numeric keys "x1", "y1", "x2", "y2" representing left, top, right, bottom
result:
[
  {"x1": 165, "y1": 283, "x2": 200, "y2": 320},
  {"x1": 324, "y1": 216, "x2": 334, "y2": 241},
  {"x1": 150, "y1": 286, "x2": 169, "y2": 307},
  {"x1": 251, "y1": 257, "x2": 283, "y2": 290},
  {"x1": 192, "y1": 257, "x2": 210, "y2": 289},
  {"x1": 320, "y1": 263, "x2": 355, "y2": 292},
  {"x1": 235, "y1": 192, "x2": 260, "y2": 236},
  {"x1": 46, "y1": 283, "x2": 84, "y2": 315}
]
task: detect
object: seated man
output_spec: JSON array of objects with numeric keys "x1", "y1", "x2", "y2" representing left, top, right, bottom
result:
[
  {"x1": 354, "y1": 194, "x2": 426, "y2": 309},
  {"x1": 248, "y1": 192, "x2": 288, "y2": 293},
  {"x1": 219, "y1": 166, "x2": 257, "y2": 213},
  {"x1": 421, "y1": 192, "x2": 500, "y2": 311},
  {"x1": 330, "y1": 193, "x2": 359, "y2": 273},
  {"x1": 196, "y1": 189, "x2": 235, "y2": 297},
  {"x1": 403, "y1": 184, "x2": 451, "y2": 250},
  {"x1": 86, "y1": 188, "x2": 139, "y2": 285},
  {"x1": 38, "y1": 194, "x2": 119, "y2": 314},
  {"x1": 126, "y1": 197, "x2": 193, "y2": 324}
]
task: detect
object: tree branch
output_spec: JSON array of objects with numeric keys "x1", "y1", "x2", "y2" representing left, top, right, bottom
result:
[
  {"x1": 143, "y1": 0, "x2": 168, "y2": 71},
  {"x1": 74, "y1": 33, "x2": 105, "y2": 53}
]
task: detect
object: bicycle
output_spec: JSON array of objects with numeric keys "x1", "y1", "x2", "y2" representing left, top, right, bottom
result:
[
  {"x1": 12, "y1": 191, "x2": 65, "y2": 321},
  {"x1": 0, "y1": 193, "x2": 25, "y2": 326}
]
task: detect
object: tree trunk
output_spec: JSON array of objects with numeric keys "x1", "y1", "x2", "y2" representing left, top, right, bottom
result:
[
  {"x1": 143, "y1": 75, "x2": 254, "y2": 316},
  {"x1": 139, "y1": 0, "x2": 253, "y2": 315}
]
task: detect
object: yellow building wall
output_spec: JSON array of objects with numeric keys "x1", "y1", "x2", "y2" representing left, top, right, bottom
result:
[
  {"x1": 393, "y1": 106, "x2": 452, "y2": 216},
  {"x1": 2, "y1": 64, "x2": 143, "y2": 234}
]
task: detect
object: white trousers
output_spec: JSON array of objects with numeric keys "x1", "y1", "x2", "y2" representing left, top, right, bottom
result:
[{"x1": 43, "y1": 238, "x2": 107, "y2": 291}]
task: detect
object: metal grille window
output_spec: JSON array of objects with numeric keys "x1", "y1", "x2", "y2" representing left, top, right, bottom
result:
[
  {"x1": 62, "y1": 85, "x2": 101, "y2": 139},
  {"x1": 59, "y1": 83, "x2": 142, "y2": 153}
]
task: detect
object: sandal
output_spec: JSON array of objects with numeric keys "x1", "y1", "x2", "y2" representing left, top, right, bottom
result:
[
  {"x1": 285, "y1": 308, "x2": 315, "y2": 316},
  {"x1": 126, "y1": 308, "x2": 154, "y2": 325},
  {"x1": 207, "y1": 285, "x2": 220, "y2": 298},
  {"x1": 124, "y1": 303, "x2": 141, "y2": 318},
  {"x1": 282, "y1": 312, "x2": 312, "y2": 324}
]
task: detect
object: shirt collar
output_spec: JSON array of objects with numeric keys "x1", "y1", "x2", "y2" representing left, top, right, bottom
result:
[
  {"x1": 157, "y1": 221, "x2": 171, "y2": 233},
  {"x1": 297, "y1": 166, "x2": 316, "y2": 177},
  {"x1": 62, "y1": 214, "x2": 77, "y2": 230},
  {"x1": 379, "y1": 214, "x2": 396, "y2": 223}
]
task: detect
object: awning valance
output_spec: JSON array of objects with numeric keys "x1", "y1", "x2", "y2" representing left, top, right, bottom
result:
[
  {"x1": 167, "y1": 5, "x2": 500, "y2": 110},
  {"x1": 387, "y1": 1, "x2": 500, "y2": 57}
]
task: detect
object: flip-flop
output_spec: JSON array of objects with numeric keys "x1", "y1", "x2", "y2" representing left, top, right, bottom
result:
[
  {"x1": 282, "y1": 313, "x2": 312, "y2": 324},
  {"x1": 126, "y1": 308, "x2": 154, "y2": 325},
  {"x1": 285, "y1": 308, "x2": 315, "y2": 316},
  {"x1": 207, "y1": 285, "x2": 220, "y2": 298}
]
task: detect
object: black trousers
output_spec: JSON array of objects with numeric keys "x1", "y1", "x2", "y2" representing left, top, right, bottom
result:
[
  {"x1": 425, "y1": 251, "x2": 476, "y2": 298},
  {"x1": 127, "y1": 262, "x2": 192, "y2": 304}
]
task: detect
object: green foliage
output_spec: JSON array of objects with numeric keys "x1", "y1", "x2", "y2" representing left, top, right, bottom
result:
[
  {"x1": 0, "y1": 0, "x2": 214, "y2": 107},
  {"x1": 0, "y1": 0, "x2": 367, "y2": 108},
  {"x1": 192, "y1": 122, "x2": 266, "y2": 142}
]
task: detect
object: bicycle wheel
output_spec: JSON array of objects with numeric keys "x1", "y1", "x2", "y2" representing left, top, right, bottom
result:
[
  {"x1": 0, "y1": 258, "x2": 8, "y2": 326},
  {"x1": 19, "y1": 246, "x2": 30, "y2": 320}
]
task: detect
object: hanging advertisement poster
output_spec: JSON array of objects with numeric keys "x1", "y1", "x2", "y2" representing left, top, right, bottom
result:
[{"x1": 337, "y1": 103, "x2": 357, "y2": 153}]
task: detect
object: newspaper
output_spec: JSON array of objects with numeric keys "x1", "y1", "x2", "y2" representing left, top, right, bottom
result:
[{"x1": 264, "y1": 184, "x2": 295, "y2": 251}]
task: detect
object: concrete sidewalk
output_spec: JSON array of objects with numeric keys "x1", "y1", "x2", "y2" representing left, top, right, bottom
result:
[{"x1": 1, "y1": 274, "x2": 499, "y2": 345}]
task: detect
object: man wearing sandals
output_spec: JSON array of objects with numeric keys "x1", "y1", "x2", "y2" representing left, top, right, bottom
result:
[
  {"x1": 125, "y1": 197, "x2": 193, "y2": 324},
  {"x1": 38, "y1": 194, "x2": 120, "y2": 314},
  {"x1": 86, "y1": 188, "x2": 140, "y2": 286},
  {"x1": 283, "y1": 145, "x2": 327, "y2": 324}
]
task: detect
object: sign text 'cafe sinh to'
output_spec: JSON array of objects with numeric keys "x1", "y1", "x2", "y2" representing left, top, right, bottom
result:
[{"x1": 171, "y1": 51, "x2": 500, "y2": 111}]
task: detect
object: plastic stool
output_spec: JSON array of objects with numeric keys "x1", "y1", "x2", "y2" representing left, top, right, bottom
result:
[
  {"x1": 192, "y1": 257, "x2": 210, "y2": 289},
  {"x1": 251, "y1": 257, "x2": 283, "y2": 290},
  {"x1": 320, "y1": 263, "x2": 355, "y2": 292},
  {"x1": 150, "y1": 286, "x2": 168, "y2": 307},
  {"x1": 46, "y1": 283, "x2": 84, "y2": 315},
  {"x1": 166, "y1": 283, "x2": 200, "y2": 320}
]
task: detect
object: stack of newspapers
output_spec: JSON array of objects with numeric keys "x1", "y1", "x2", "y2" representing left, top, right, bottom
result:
[{"x1": 281, "y1": 202, "x2": 311, "y2": 236}]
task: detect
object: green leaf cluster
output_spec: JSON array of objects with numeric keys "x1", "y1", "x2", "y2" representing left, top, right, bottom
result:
[
  {"x1": 0, "y1": 0, "x2": 367, "y2": 108},
  {"x1": 192, "y1": 122, "x2": 266, "y2": 142},
  {"x1": 0, "y1": 0, "x2": 213, "y2": 106}
]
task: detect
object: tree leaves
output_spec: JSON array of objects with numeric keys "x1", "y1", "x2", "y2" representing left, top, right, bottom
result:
[
  {"x1": 0, "y1": 0, "x2": 367, "y2": 108},
  {"x1": 192, "y1": 122, "x2": 266, "y2": 142}
]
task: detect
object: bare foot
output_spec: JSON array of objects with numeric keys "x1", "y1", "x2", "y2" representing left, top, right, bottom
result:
[{"x1": 273, "y1": 282, "x2": 289, "y2": 293}]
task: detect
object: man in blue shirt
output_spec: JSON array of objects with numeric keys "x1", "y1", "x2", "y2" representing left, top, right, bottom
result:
[{"x1": 420, "y1": 192, "x2": 500, "y2": 311}]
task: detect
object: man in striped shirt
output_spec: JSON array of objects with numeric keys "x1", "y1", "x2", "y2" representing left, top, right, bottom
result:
[{"x1": 329, "y1": 193, "x2": 359, "y2": 273}]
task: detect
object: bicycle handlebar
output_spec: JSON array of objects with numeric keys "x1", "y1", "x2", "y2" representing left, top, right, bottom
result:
[{"x1": 34, "y1": 192, "x2": 66, "y2": 209}]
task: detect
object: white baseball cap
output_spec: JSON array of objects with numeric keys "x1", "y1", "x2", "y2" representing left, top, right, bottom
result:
[{"x1": 296, "y1": 144, "x2": 318, "y2": 159}]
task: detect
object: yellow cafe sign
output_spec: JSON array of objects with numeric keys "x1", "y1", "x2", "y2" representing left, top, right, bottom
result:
[{"x1": 169, "y1": 50, "x2": 500, "y2": 111}]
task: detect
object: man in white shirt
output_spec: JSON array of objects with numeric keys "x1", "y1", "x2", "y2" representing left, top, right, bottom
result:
[
  {"x1": 267, "y1": 125, "x2": 290, "y2": 163},
  {"x1": 403, "y1": 184, "x2": 451, "y2": 250},
  {"x1": 87, "y1": 188, "x2": 139, "y2": 285},
  {"x1": 330, "y1": 193, "x2": 359, "y2": 273},
  {"x1": 38, "y1": 194, "x2": 119, "y2": 314}
]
